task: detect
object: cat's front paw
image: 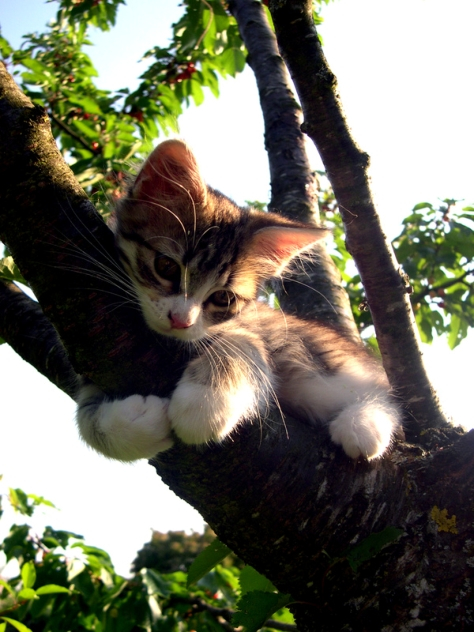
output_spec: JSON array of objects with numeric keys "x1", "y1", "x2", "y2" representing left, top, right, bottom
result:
[
  {"x1": 168, "y1": 381, "x2": 257, "y2": 445},
  {"x1": 80, "y1": 394, "x2": 174, "y2": 461},
  {"x1": 329, "y1": 401, "x2": 398, "y2": 460}
]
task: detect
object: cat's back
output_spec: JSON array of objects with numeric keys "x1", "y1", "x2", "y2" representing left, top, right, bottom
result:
[{"x1": 236, "y1": 302, "x2": 382, "y2": 377}]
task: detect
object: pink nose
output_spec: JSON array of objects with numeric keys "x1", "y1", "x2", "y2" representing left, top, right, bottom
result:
[{"x1": 169, "y1": 312, "x2": 193, "y2": 329}]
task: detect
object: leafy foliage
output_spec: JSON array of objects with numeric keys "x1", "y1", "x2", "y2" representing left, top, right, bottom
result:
[
  {"x1": 132, "y1": 526, "x2": 216, "y2": 575},
  {"x1": 395, "y1": 200, "x2": 474, "y2": 348},
  {"x1": 320, "y1": 180, "x2": 474, "y2": 348},
  {"x1": 0, "y1": 484, "x2": 295, "y2": 631},
  {"x1": 0, "y1": 0, "x2": 246, "y2": 219}
]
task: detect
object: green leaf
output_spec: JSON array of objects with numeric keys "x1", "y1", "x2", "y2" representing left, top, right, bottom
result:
[
  {"x1": 231, "y1": 591, "x2": 292, "y2": 632},
  {"x1": 18, "y1": 587, "x2": 37, "y2": 600},
  {"x1": 36, "y1": 584, "x2": 71, "y2": 596},
  {"x1": 26, "y1": 494, "x2": 56, "y2": 510},
  {"x1": 21, "y1": 560, "x2": 36, "y2": 589},
  {"x1": 0, "y1": 257, "x2": 26, "y2": 284},
  {"x1": 0, "y1": 618, "x2": 32, "y2": 632},
  {"x1": 68, "y1": 95, "x2": 103, "y2": 115},
  {"x1": 239, "y1": 565, "x2": 276, "y2": 596},
  {"x1": 0, "y1": 35, "x2": 13, "y2": 59},
  {"x1": 0, "y1": 578, "x2": 15, "y2": 596},
  {"x1": 188, "y1": 78, "x2": 205, "y2": 106},
  {"x1": 219, "y1": 47, "x2": 246, "y2": 76},
  {"x1": 186, "y1": 538, "x2": 232, "y2": 587},
  {"x1": 21, "y1": 57, "x2": 51, "y2": 76},
  {"x1": 448, "y1": 313, "x2": 461, "y2": 349},
  {"x1": 346, "y1": 527, "x2": 404, "y2": 572},
  {"x1": 71, "y1": 118, "x2": 101, "y2": 141},
  {"x1": 9, "y1": 488, "x2": 32, "y2": 516},
  {"x1": 412, "y1": 202, "x2": 434, "y2": 212},
  {"x1": 0, "y1": 622, "x2": 6, "y2": 632}
]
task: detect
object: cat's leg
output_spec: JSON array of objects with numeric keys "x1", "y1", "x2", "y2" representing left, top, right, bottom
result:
[
  {"x1": 76, "y1": 382, "x2": 174, "y2": 461},
  {"x1": 278, "y1": 367, "x2": 401, "y2": 460},
  {"x1": 327, "y1": 399, "x2": 400, "y2": 460},
  {"x1": 168, "y1": 331, "x2": 273, "y2": 445}
]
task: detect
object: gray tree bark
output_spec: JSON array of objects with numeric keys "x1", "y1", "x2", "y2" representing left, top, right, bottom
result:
[{"x1": 268, "y1": 0, "x2": 448, "y2": 438}]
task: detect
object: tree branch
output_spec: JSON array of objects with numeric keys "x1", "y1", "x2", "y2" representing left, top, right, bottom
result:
[
  {"x1": 229, "y1": 0, "x2": 358, "y2": 336},
  {"x1": 50, "y1": 110, "x2": 101, "y2": 155},
  {"x1": 0, "y1": 63, "x2": 183, "y2": 398},
  {"x1": 411, "y1": 267, "x2": 473, "y2": 303},
  {"x1": 0, "y1": 280, "x2": 78, "y2": 398},
  {"x1": 268, "y1": 0, "x2": 448, "y2": 436},
  {"x1": 171, "y1": 596, "x2": 298, "y2": 631}
]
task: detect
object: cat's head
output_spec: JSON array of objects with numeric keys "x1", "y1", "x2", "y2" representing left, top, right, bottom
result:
[{"x1": 114, "y1": 140, "x2": 325, "y2": 341}]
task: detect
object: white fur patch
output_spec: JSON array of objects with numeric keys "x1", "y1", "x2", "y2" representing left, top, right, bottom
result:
[
  {"x1": 81, "y1": 395, "x2": 173, "y2": 461},
  {"x1": 329, "y1": 400, "x2": 398, "y2": 460},
  {"x1": 168, "y1": 380, "x2": 258, "y2": 445}
]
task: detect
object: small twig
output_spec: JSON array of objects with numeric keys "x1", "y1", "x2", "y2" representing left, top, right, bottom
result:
[
  {"x1": 411, "y1": 268, "x2": 473, "y2": 303},
  {"x1": 49, "y1": 110, "x2": 100, "y2": 155},
  {"x1": 169, "y1": 596, "x2": 298, "y2": 631}
]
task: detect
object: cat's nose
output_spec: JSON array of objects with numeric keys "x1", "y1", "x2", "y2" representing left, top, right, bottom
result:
[{"x1": 169, "y1": 312, "x2": 193, "y2": 329}]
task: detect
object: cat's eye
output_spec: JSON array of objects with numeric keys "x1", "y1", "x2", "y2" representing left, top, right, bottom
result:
[
  {"x1": 154, "y1": 255, "x2": 180, "y2": 283},
  {"x1": 210, "y1": 290, "x2": 235, "y2": 308}
]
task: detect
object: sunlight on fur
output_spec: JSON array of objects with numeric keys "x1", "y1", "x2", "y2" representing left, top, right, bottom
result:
[{"x1": 76, "y1": 140, "x2": 402, "y2": 462}]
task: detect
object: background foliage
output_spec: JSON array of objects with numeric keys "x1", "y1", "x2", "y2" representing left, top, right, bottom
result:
[
  {"x1": 319, "y1": 179, "x2": 474, "y2": 347},
  {"x1": 0, "y1": 483, "x2": 295, "y2": 631}
]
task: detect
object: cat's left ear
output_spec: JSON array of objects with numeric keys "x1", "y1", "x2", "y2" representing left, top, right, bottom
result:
[
  {"x1": 246, "y1": 224, "x2": 327, "y2": 276},
  {"x1": 132, "y1": 139, "x2": 207, "y2": 205}
]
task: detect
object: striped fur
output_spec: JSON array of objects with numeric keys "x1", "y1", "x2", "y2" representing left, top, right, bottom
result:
[{"x1": 76, "y1": 140, "x2": 402, "y2": 461}]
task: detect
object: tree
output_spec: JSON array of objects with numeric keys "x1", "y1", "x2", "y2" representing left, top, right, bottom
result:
[{"x1": 1, "y1": 1, "x2": 473, "y2": 630}]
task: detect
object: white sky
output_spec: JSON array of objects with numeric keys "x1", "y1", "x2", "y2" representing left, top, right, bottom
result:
[{"x1": 0, "y1": 0, "x2": 473, "y2": 576}]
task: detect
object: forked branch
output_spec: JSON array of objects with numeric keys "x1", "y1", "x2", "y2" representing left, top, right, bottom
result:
[{"x1": 268, "y1": 0, "x2": 448, "y2": 436}]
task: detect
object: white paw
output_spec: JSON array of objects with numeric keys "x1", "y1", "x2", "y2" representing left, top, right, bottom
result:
[
  {"x1": 168, "y1": 381, "x2": 257, "y2": 445},
  {"x1": 329, "y1": 401, "x2": 398, "y2": 460},
  {"x1": 97, "y1": 395, "x2": 173, "y2": 461}
]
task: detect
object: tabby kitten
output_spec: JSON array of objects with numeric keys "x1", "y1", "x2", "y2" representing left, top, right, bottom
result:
[{"x1": 76, "y1": 140, "x2": 401, "y2": 461}]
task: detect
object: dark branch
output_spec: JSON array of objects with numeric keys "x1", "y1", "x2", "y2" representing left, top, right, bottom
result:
[
  {"x1": 268, "y1": 0, "x2": 448, "y2": 436},
  {"x1": 0, "y1": 280, "x2": 78, "y2": 398},
  {"x1": 229, "y1": 0, "x2": 358, "y2": 336},
  {"x1": 50, "y1": 110, "x2": 101, "y2": 155},
  {"x1": 230, "y1": 0, "x2": 318, "y2": 223},
  {"x1": 411, "y1": 267, "x2": 473, "y2": 303},
  {"x1": 0, "y1": 63, "x2": 183, "y2": 398},
  {"x1": 174, "y1": 596, "x2": 297, "y2": 631}
]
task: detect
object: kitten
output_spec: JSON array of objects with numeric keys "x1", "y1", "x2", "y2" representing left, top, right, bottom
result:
[{"x1": 76, "y1": 140, "x2": 401, "y2": 461}]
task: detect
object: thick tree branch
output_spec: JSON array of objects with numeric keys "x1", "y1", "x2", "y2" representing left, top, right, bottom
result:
[
  {"x1": 268, "y1": 0, "x2": 448, "y2": 437},
  {"x1": 0, "y1": 280, "x2": 78, "y2": 398},
  {"x1": 0, "y1": 63, "x2": 183, "y2": 399},
  {"x1": 229, "y1": 0, "x2": 358, "y2": 336}
]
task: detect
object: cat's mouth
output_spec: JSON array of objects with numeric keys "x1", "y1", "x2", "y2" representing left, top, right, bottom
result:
[{"x1": 147, "y1": 318, "x2": 205, "y2": 342}]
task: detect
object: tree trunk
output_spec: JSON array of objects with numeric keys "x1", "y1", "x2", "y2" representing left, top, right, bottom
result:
[{"x1": 1, "y1": 45, "x2": 473, "y2": 632}]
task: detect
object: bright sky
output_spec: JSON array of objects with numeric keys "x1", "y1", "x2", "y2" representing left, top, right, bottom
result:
[{"x1": 0, "y1": 0, "x2": 473, "y2": 576}]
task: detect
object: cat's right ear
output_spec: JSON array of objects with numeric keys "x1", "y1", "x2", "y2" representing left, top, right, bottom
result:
[
  {"x1": 245, "y1": 224, "x2": 328, "y2": 277},
  {"x1": 131, "y1": 140, "x2": 207, "y2": 205}
]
